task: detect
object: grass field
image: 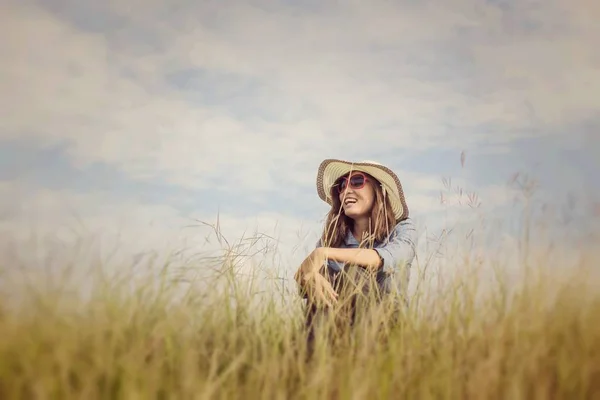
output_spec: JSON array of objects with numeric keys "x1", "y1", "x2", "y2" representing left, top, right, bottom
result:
[{"x1": 0, "y1": 198, "x2": 599, "y2": 399}]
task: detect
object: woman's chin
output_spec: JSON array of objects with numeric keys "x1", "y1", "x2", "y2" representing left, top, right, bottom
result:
[{"x1": 343, "y1": 209, "x2": 365, "y2": 219}]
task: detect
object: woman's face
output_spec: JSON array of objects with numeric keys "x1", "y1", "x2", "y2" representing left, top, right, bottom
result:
[{"x1": 337, "y1": 172, "x2": 376, "y2": 220}]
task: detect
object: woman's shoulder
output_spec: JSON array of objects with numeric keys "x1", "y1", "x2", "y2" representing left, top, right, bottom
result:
[
  {"x1": 394, "y1": 216, "x2": 415, "y2": 229},
  {"x1": 388, "y1": 217, "x2": 417, "y2": 238}
]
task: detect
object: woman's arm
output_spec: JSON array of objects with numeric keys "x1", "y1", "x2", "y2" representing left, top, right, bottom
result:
[
  {"x1": 311, "y1": 218, "x2": 418, "y2": 274},
  {"x1": 319, "y1": 247, "x2": 382, "y2": 271},
  {"x1": 371, "y1": 218, "x2": 418, "y2": 274}
]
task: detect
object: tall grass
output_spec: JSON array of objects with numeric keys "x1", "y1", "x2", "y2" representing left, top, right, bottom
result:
[{"x1": 0, "y1": 179, "x2": 598, "y2": 399}]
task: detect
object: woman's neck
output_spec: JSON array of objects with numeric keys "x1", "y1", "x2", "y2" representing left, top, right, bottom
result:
[{"x1": 351, "y1": 217, "x2": 370, "y2": 242}]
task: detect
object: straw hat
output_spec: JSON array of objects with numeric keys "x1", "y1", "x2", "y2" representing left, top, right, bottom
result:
[{"x1": 316, "y1": 159, "x2": 409, "y2": 222}]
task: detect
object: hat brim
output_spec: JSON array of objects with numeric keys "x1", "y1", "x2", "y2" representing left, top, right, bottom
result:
[{"x1": 316, "y1": 159, "x2": 409, "y2": 222}]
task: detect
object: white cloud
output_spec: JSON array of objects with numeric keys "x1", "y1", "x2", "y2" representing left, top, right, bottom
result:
[{"x1": 2, "y1": 0, "x2": 598, "y2": 196}]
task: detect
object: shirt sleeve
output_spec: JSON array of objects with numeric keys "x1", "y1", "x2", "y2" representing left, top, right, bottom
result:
[{"x1": 373, "y1": 217, "x2": 418, "y2": 274}]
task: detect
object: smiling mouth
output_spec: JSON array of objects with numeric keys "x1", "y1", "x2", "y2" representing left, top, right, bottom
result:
[{"x1": 344, "y1": 198, "x2": 357, "y2": 206}]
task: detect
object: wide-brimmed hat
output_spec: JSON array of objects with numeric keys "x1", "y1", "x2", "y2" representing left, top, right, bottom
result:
[{"x1": 316, "y1": 159, "x2": 409, "y2": 221}]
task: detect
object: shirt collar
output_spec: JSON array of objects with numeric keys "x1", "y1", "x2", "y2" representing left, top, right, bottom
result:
[{"x1": 344, "y1": 230, "x2": 360, "y2": 246}]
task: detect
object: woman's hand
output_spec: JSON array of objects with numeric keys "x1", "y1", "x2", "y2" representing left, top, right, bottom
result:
[
  {"x1": 303, "y1": 272, "x2": 338, "y2": 308},
  {"x1": 294, "y1": 248, "x2": 338, "y2": 307}
]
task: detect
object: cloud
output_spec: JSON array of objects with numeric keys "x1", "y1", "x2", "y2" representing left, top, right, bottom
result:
[{"x1": 2, "y1": 0, "x2": 598, "y2": 196}]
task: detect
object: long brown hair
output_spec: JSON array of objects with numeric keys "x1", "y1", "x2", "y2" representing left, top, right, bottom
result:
[{"x1": 320, "y1": 173, "x2": 396, "y2": 248}]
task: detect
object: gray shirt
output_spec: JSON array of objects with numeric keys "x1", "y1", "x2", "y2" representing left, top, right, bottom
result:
[{"x1": 316, "y1": 217, "x2": 418, "y2": 296}]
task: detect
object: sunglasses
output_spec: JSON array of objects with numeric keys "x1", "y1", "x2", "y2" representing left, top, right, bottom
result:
[{"x1": 335, "y1": 172, "x2": 369, "y2": 191}]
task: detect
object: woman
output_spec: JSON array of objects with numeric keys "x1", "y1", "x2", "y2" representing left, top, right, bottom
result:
[{"x1": 294, "y1": 159, "x2": 418, "y2": 344}]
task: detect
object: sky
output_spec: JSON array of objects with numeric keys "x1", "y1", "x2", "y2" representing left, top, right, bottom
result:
[{"x1": 0, "y1": 0, "x2": 599, "y2": 292}]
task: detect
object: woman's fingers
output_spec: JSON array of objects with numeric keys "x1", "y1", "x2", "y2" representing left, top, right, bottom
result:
[
  {"x1": 315, "y1": 275, "x2": 338, "y2": 306},
  {"x1": 326, "y1": 284, "x2": 338, "y2": 301},
  {"x1": 310, "y1": 280, "x2": 326, "y2": 305},
  {"x1": 301, "y1": 272, "x2": 338, "y2": 308},
  {"x1": 314, "y1": 284, "x2": 329, "y2": 307}
]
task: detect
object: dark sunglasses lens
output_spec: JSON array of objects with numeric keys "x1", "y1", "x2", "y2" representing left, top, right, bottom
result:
[
  {"x1": 336, "y1": 174, "x2": 365, "y2": 191},
  {"x1": 349, "y1": 175, "x2": 364, "y2": 188}
]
